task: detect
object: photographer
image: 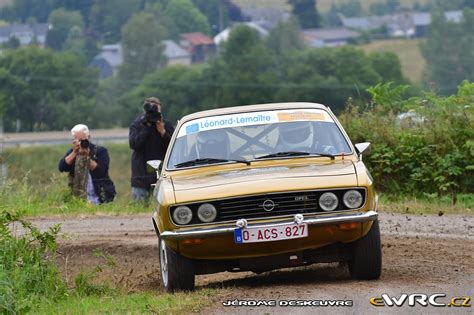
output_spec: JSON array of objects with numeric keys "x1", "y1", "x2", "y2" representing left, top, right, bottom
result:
[
  {"x1": 129, "y1": 97, "x2": 174, "y2": 202},
  {"x1": 58, "y1": 124, "x2": 116, "y2": 204}
]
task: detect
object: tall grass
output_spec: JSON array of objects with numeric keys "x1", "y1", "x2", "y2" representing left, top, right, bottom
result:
[{"x1": 2, "y1": 143, "x2": 150, "y2": 216}]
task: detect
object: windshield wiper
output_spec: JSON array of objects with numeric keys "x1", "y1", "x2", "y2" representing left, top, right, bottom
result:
[
  {"x1": 256, "y1": 151, "x2": 310, "y2": 159},
  {"x1": 256, "y1": 151, "x2": 335, "y2": 160},
  {"x1": 175, "y1": 158, "x2": 250, "y2": 168}
]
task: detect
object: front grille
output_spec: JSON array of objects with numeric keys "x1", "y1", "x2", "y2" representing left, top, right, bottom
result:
[{"x1": 170, "y1": 188, "x2": 366, "y2": 225}]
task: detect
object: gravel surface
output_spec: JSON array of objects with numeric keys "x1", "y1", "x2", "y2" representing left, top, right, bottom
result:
[{"x1": 13, "y1": 212, "x2": 474, "y2": 314}]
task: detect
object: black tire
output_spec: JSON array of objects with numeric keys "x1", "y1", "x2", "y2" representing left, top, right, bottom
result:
[
  {"x1": 159, "y1": 238, "x2": 195, "y2": 292},
  {"x1": 348, "y1": 219, "x2": 382, "y2": 280}
]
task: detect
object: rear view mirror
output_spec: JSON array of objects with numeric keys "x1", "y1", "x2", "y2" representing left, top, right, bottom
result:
[
  {"x1": 146, "y1": 160, "x2": 162, "y2": 174},
  {"x1": 355, "y1": 143, "x2": 371, "y2": 160}
]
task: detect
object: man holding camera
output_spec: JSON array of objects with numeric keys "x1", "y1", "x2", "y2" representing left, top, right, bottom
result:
[
  {"x1": 129, "y1": 97, "x2": 174, "y2": 202},
  {"x1": 58, "y1": 124, "x2": 116, "y2": 204}
]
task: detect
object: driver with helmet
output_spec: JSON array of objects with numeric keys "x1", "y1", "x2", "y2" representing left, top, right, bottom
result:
[
  {"x1": 195, "y1": 129, "x2": 231, "y2": 159},
  {"x1": 277, "y1": 121, "x2": 314, "y2": 151}
]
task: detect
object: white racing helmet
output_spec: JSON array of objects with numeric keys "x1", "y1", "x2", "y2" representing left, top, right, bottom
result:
[
  {"x1": 278, "y1": 121, "x2": 314, "y2": 151},
  {"x1": 196, "y1": 129, "x2": 230, "y2": 159}
]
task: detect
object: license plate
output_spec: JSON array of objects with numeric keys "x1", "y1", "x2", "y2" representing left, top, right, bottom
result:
[{"x1": 234, "y1": 223, "x2": 308, "y2": 244}]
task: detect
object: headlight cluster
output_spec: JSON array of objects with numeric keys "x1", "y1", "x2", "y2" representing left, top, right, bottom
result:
[
  {"x1": 319, "y1": 189, "x2": 364, "y2": 211},
  {"x1": 171, "y1": 203, "x2": 217, "y2": 225}
]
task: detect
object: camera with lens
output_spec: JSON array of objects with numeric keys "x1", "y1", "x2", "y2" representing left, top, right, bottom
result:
[
  {"x1": 80, "y1": 139, "x2": 90, "y2": 149},
  {"x1": 143, "y1": 101, "x2": 162, "y2": 123}
]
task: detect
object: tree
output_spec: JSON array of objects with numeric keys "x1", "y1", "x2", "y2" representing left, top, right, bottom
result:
[
  {"x1": 266, "y1": 17, "x2": 305, "y2": 55},
  {"x1": 421, "y1": 9, "x2": 474, "y2": 94},
  {"x1": 119, "y1": 11, "x2": 167, "y2": 88},
  {"x1": 46, "y1": 9, "x2": 84, "y2": 51},
  {"x1": 0, "y1": 47, "x2": 98, "y2": 131},
  {"x1": 192, "y1": 0, "x2": 228, "y2": 35},
  {"x1": 89, "y1": 0, "x2": 141, "y2": 43},
  {"x1": 165, "y1": 0, "x2": 211, "y2": 38},
  {"x1": 62, "y1": 25, "x2": 86, "y2": 60},
  {"x1": 288, "y1": 0, "x2": 321, "y2": 29},
  {"x1": 4, "y1": 0, "x2": 53, "y2": 22},
  {"x1": 214, "y1": 25, "x2": 278, "y2": 106}
]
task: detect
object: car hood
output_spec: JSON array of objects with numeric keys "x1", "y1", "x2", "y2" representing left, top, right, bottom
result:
[{"x1": 170, "y1": 161, "x2": 358, "y2": 204}]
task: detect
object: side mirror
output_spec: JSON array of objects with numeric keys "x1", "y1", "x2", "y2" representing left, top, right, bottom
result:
[
  {"x1": 146, "y1": 160, "x2": 162, "y2": 174},
  {"x1": 354, "y1": 142, "x2": 371, "y2": 159}
]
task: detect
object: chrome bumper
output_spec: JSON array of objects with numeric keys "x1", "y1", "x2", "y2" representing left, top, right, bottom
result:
[{"x1": 159, "y1": 211, "x2": 378, "y2": 240}]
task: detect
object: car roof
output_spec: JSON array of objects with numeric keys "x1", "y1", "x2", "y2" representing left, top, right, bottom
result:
[{"x1": 178, "y1": 102, "x2": 329, "y2": 123}]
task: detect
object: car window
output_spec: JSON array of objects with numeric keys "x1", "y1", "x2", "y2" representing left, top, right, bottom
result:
[{"x1": 167, "y1": 109, "x2": 352, "y2": 169}]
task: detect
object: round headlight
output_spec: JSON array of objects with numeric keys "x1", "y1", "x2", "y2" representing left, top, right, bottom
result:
[
  {"x1": 197, "y1": 203, "x2": 217, "y2": 223},
  {"x1": 172, "y1": 206, "x2": 193, "y2": 225},
  {"x1": 319, "y1": 192, "x2": 338, "y2": 211},
  {"x1": 343, "y1": 190, "x2": 363, "y2": 209}
]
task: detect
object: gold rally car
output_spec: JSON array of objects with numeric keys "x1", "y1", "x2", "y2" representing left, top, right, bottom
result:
[{"x1": 149, "y1": 102, "x2": 381, "y2": 292}]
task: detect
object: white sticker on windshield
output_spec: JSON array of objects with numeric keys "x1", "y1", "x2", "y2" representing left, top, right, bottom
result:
[{"x1": 178, "y1": 109, "x2": 334, "y2": 138}]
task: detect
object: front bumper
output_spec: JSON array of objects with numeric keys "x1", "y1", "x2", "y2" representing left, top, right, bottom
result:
[{"x1": 159, "y1": 210, "x2": 378, "y2": 240}]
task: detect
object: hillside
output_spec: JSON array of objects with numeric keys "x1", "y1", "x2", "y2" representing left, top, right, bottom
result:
[{"x1": 360, "y1": 38, "x2": 425, "y2": 83}]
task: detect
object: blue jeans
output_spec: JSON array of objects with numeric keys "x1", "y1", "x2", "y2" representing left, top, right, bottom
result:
[{"x1": 132, "y1": 187, "x2": 150, "y2": 203}]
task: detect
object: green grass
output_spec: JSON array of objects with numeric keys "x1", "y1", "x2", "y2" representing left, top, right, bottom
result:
[
  {"x1": 379, "y1": 193, "x2": 473, "y2": 215},
  {"x1": 36, "y1": 289, "x2": 217, "y2": 315},
  {"x1": 360, "y1": 38, "x2": 426, "y2": 83},
  {"x1": 2, "y1": 144, "x2": 472, "y2": 216}
]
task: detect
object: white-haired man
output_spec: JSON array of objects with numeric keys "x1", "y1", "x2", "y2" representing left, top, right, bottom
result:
[{"x1": 58, "y1": 124, "x2": 116, "y2": 204}]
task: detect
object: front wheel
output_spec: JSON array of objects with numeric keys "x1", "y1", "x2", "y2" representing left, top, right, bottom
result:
[
  {"x1": 348, "y1": 219, "x2": 382, "y2": 280},
  {"x1": 159, "y1": 238, "x2": 195, "y2": 292}
]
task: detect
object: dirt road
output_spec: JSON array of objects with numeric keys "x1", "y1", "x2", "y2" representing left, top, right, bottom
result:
[{"x1": 20, "y1": 212, "x2": 474, "y2": 314}]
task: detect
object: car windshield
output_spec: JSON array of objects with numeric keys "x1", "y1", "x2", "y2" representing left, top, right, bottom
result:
[{"x1": 167, "y1": 109, "x2": 352, "y2": 169}]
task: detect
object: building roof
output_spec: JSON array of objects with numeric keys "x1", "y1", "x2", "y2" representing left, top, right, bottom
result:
[
  {"x1": 241, "y1": 7, "x2": 289, "y2": 30},
  {"x1": 92, "y1": 44, "x2": 123, "y2": 68},
  {"x1": 213, "y1": 22, "x2": 269, "y2": 45},
  {"x1": 303, "y1": 28, "x2": 360, "y2": 42},
  {"x1": 163, "y1": 40, "x2": 190, "y2": 59},
  {"x1": 412, "y1": 10, "x2": 463, "y2": 26},
  {"x1": 0, "y1": 23, "x2": 49, "y2": 39},
  {"x1": 180, "y1": 32, "x2": 214, "y2": 46}
]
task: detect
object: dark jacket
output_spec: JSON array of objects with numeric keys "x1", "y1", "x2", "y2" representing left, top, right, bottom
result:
[
  {"x1": 58, "y1": 143, "x2": 116, "y2": 203},
  {"x1": 129, "y1": 114, "x2": 174, "y2": 189}
]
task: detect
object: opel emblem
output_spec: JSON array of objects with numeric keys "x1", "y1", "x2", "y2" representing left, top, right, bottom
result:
[{"x1": 262, "y1": 199, "x2": 276, "y2": 212}]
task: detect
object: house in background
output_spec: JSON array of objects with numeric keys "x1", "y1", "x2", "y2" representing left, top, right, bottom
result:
[
  {"x1": 179, "y1": 32, "x2": 216, "y2": 64},
  {"x1": 303, "y1": 28, "x2": 361, "y2": 48},
  {"x1": 89, "y1": 44, "x2": 122, "y2": 79},
  {"x1": 90, "y1": 40, "x2": 193, "y2": 78},
  {"x1": 411, "y1": 10, "x2": 463, "y2": 37},
  {"x1": 163, "y1": 40, "x2": 191, "y2": 66},
  {"x1": 241, "y1": 7, "x2": 289, "y2": 30},
  {"x1": 0, "y1": 23, "x2": 49, "y2": 46},
  {"x1": 340, "y1": 10, "x2": 463, "y2": 39}
]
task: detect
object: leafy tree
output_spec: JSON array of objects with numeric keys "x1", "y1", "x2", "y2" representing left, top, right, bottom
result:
[
  {"x1": 324, "y1": 0, "x2": 363, "y2": 26},
  {"x1": 46, "y1": 8, "x2": 84, "y2": 51},
  {"x1": 119, "y1": 11, "x2": 167, "y2": 88},
  {"x1": 421, "y1": 9, "x2": 474, "y2": 94},
  {"x1": 165, "y1": 0, "x2": 211, "y2": 38},
  {"x1": 192, "y1": 0, "x2": 228, "y2": 35},
  {"x1": 1, "y1": 0, "x2": 53, "y2": 22},
  {"x1": 368, "y1": 52, "x2": 405, "y2": 84},
  {"x1": 62, "y1": 25, "x2": 86, "y2": 60},
  {"x1": 0, "y1": 47, "x2": 98, "y2": 131},
  {"x1": 288, "y1": 0, "x2": 321, "y2": 29},
  {"x1": 89, "y1": 0, "x2": 141, "y2": 43},
  {"x1": 214, "y1": 25, "x2": 278, "y2": 106},
  {"x1": 266, "y1": 17, "x2": 305, "y2": 56},
  {"x1": 119, "y1": 65, "x2": 206, "y2": 125}
]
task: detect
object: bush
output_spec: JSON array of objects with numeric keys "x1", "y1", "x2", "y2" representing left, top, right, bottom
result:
[
  {"x1": 0, "y1": 212, "x2": 67, "y2": 314},
  {"x1": 340, "y1": 81, "x2": 473, "y2": 204}
]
